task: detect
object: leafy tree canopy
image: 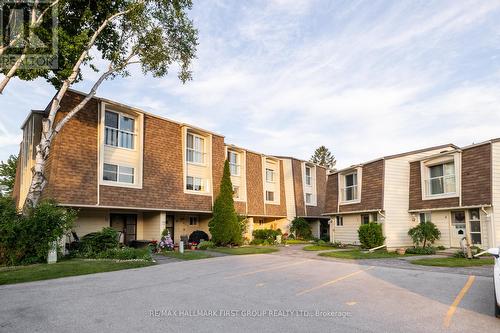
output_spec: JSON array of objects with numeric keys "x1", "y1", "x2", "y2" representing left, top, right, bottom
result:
[{"x1": 0, "y1": 155, "x2": 18, "y2": 196}]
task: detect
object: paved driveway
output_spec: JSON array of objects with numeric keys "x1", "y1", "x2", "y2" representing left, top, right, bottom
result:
[{"x1": 0, "y1": 253, "x2": 498, "y2": 333}]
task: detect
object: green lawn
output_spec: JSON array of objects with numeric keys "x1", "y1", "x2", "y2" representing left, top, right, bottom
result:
[
  {"x1": 0, "y1": 259, "x2": 153, "y2": 285},
  {"x1": 284, "y1": 240, "x2": 312, "y2": 245},
  {"x1": 319, "y1": 250, "x2": 410, "y2": 259},
  {"x1": 411, "y1": 257, "x2": 495, "y2": 267},
  {"x1": 210, "y1": 246, "x2": 279, "y2": 255},
  {"x1": 303, "y1": 245, "x2": 337, "y2": 251},
  {"x1": 160, "y1": 250, "x2": 213, "y2": 260}
]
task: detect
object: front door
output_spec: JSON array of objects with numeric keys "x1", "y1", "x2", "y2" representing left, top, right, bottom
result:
[
  {"x1": 110, "y1": 214, "x2": 137, "y2": 244},
  {"x1": 165, "y1": 215, "x2": 174, "y2": 240},
  {"x1": 450, "y1": 211, "x2": 466, "y2": 247}
]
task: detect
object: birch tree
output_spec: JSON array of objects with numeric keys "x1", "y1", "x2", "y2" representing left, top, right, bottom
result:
[{"x1": 23, "y1": 0, "x2": 197, "y2": 212}]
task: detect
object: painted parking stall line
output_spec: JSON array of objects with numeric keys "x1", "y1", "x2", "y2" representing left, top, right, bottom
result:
[
  {"x1": 224, "y1": 260, "x2": 312, "y2": 279},
  {"x1": 296, "y1": 266, "x2": 375, "y2": 296},
  {"x1": 443, "y1": 275, "x2": 476, "y2": 328}
]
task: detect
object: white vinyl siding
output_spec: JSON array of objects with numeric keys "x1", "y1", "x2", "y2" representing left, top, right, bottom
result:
[
  {"x1": 332, "y1": 214, "x2": 360, "y2": 245},
  {"x1": 383, "y1": 146, "x2": 456, "y2": 249},
  {"x1": 492, "y1": 142, "x2": 500, "y2": 246}
]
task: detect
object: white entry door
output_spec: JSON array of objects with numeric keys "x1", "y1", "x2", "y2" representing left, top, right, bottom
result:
[{"x1": 450, "y1": 211, "x2": 466, "y2": 248}]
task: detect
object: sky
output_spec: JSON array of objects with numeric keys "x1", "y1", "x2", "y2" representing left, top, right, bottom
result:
[{"x1": 1, "y1": 0, "x2": 500, "y2": 169}]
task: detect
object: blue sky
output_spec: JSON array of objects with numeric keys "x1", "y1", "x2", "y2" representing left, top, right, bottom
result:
[{"x1": 1, "y1": 0, "x2": 500, "y2": 169}]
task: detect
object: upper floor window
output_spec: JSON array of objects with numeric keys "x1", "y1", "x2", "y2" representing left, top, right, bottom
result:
[
  {"x1": 427, "y1": 162, "x2": 455, "y2": 196},
  {"x1": 105, "y1": 111, "x2": 135, "y2": 149},
  {"x1": 103, "y1": 163, "x2": 134, "y2": 184},
  {"x1": 186, "y1": 133, "x2": 205, "y2": 164},
  {"x1": 265, "y1": 190, "x2": 275, "y2": 202},
  {"x1": 233, "y1": 185, "x2": 240, "y2": 199},
  {"x1": 228, "y1": 151, "x2": 240, "y2": 176},
  {"x1": 266, "y1": 168, "x2": 275, "y2": 182},
  {"x1": 342, "y1": 172, "x2": 358, "y2": 202},
  {"x1": 305, "y1": 166, "x2": 312, "y2": 186},
  {"x1": 186, "y1": 176, "x2": 204, "y2": 191},
  {"x1": 305, "y1": 193, "x2": 312, "y2": 204}
]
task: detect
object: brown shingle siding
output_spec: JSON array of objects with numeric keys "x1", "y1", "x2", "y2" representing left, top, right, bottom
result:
[
  {"x1": 408, "y1": 161, "x2": 459, "y2": 210},
  {"x1": 324, "y1": 173, "x2": 339, "y2": 213},
  {"x1": 462, "y1": 143, "x2": 491, "y2": 206},
  {"x1": 292, "y1": 159, "x2": 305, "y2": 216},
  {"x1": 339, "y1": 159, "x2": 384, "y2": 212},
  {"x1": 246, "y1": 152, "x2": 264, "y2": 215}
]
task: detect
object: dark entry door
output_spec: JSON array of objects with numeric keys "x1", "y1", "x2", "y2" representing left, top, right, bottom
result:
[
  {"x1": 165, "y1": 215, "x2": 174, "y2": 240},
  {"x1": 110, "y1": 214, "x2": 137, "y2": 244}
]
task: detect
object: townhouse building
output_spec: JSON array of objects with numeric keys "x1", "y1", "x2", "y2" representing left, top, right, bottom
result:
[
  {"x1": 325, "y1": 141, "x2": 500, "y2": 249},
  {"x1": 13, "y1": 90, "x2": 329, "y2": 244}
]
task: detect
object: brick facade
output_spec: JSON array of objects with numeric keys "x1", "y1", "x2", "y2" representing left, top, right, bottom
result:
[
  {"x1": 292, "y1": 159, "x2": 305, "y2": 216},
  {"x1": 265, "y1": 160, "x2": 287, "y2": 217},
  {"x1": 324, "y1": 172, "x2": 339, "y2": 213},
  {"x1": 306, "y1": 166, "x2": 327, "y2": 217},
  {"x1": 242, "y1": 151, "x2": 264, "y2": 215}
]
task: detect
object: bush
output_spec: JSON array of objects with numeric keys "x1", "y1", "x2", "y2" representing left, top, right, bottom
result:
[
  {"x1": 437, "y1": 245, "x2": 446, "y2": 251},
  {"x1": 408, "y1": 222, "x2": 441, "y2": 248},
  {"x1": 320, "y1": 234, "x2": 330, "y2": 242},
  {"x1": 209, "y1": 160, "x2": 242, "y2": 246},
  {"x1": 252, "y1": 229, "x2": 280, "y2": 242},
  {"x1": 79, "y1": 227, "x2": 119, "y2": 256},
  {"x1": 197, "y1": 240, "x2": 215, "y2": 250},
  {"x1": 0, "y1": 198, "x2": 76, "y2": 266},
  {"x1": 357, "y1": 223, "x2": 385, "y2": 249},
  {"x1": 405, "y1": 247, "x2": 436, "y2": 255},
  {"x1": 317, "y1": 240, "x2": 327, "y2": 246},
  {"x1": 290, "y1": 217, "x2": 312, "y2": 240},
  {"x1": 188, "y1": 230, "x2": 209, "y2": 244},
  {"x1": 96, "y1": 247, "x2": 152, "y2": 261}
]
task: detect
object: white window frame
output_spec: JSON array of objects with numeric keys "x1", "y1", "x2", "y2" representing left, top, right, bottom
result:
[
  {"x1": 104, "y1": 110, "x2": 136, "y2": 150},
  {"x1": 189, "y1": 216, "x2": 199, "y2": 226},
  {"x1": 186, "y1": 132, "x2": 206, "y2": 165},
  {"x1": 426, "y1": 161, "x2": 456, "y2": 197},
  {"x1": 228, "y1": 150, "x2": 240, "y2": 176},
  {"x1": 336, "y1": 216, "x2": 343, "y2": 227},
  {"x1": 186, "y1": 176, "x2": 204, "y2": 192},
  {"x1": 305, "y1": 166, "x2": 312, "y2": 186},
  {"x1": 102, "y1": 163, "x2": 135, "y2": 185},
  {"x1": 265, "y1": 190, "x2": 275, "y2": 202},
  {"x1": 233, "y1": 185, "x2": 240, "y2": 199},
  {"x1": 419, "y1": 212, "x2": 432, "y2": 224},
  {"x1": 266, "y1": 168, "x2": 275, "y2": 183},
  {"x1": 305, "y1": 193, "x2": 312, "y2": 204},
  {"x1": 341, "y1": 171, "x2": 359, "y2": 203}
]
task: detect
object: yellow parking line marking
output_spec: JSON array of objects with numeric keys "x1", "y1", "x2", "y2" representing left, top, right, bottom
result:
[
  {"x1": 443, "y1": 275, "x2": 475, "y2": 328},
  {"x1": 346, "y1": 301, "x2": 357, "y2": 306},
  {"x1": 296, "y1": 266, "x2": 375, "y2": 296},
  {"x1": 224, "y1": 260, "x2": 311, "y2": 279},
  {"x1": 256, "y1": 283, "x2": 265, "y2": 287}
]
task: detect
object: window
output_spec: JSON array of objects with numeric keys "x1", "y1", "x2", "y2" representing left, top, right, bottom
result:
[
  {"x1": 258, "y1": 219, "x2": 264, "y2": 226},
  {"x1": 469, "y1": 209, "x2": 481, "y2": 244},
  {"x1": 233, "y1": 186, "x2": 240, "y2": 199},
  {"x1": 266, "y1": 191, "x2": 274, "y2": 202},
  {"x1": 186, "y1": 176, "x2": 204, "y2": 191},
  {"x1": 104, "y1": 111, "x2": 135, "y2": 149},
  {"x1": 103, "y1": 163, "x2": 134, "y2": 184},
  {"x1": 228, "y1": 151, "x2": 240, "y2": 176},
  {"x1": 419, "y1": 212, "x2": 432, "y2": 224},
  {"x1": 305, "y1": 193, "x2": 312, "y2": 204},
  {"x1": 361, "y1": 214, "x2": 370, "y2": 225},
  {"x1": 189, "y1": 216, "x2": 199, "y2": 226},
  {"x1": 186, "y1": 133, "x2": 205, "y2": 164},
  {"x1": 427, "y1": 162, "x2": 455, "y2": 195},
  {"x1": 336, "y1": 216, "x2": 343, "y2": 227},
  {"x1": 342, "y1": 172, "x2": 358, "y2": 201},
  {"x1": 266, "y1": 168, "x2": 275, "y2": 182},
  {"x1": 305, "y1": 166, "x2": 312, "y2": 186}
]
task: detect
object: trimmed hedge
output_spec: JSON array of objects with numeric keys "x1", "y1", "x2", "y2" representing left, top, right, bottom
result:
[{"x1": 357, "y1": 223, "x2": 385, "y2": 249}]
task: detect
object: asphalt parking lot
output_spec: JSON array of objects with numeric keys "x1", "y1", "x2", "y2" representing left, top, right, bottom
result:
[{"x1": 0, "y1": 253, "x2": 498, "y2": 333}]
